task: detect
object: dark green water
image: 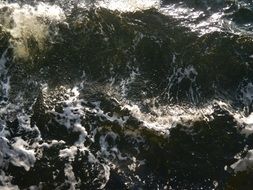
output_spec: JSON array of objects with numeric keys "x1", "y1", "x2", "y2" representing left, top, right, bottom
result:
[{"x1": 0, "y1": 0, "x2": 253, "y2": 189}]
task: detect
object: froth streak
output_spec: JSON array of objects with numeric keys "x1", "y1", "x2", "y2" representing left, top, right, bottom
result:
[{"x1": 0, "y1": 2, "x2": 65, "y2": 60}]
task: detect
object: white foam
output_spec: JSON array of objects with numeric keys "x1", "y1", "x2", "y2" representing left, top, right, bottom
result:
[
  {"x1": 0, "y1": 138, "x2": 12, "y2": 168},
  {"x1": 0, "y1": 136, "x2": 35, "y2": 172},
  {"x1": 38, "y1": 140, "x2": 66, "y2": 149},
  {"x1": 99, "y1": 131, "x2": 121, "y2": 159},
  {"x1": 231, "y1": 149, "x2": 253, "y2": 172},
  {"x1": 59, "y1": 146, "x2": 78, "y2": 161},
  {"x1": 0, "y1": 2, "x2": 65, "y2": 59},
  {"x1": 0, "y1": 171, "x2": 19, "y2": 190},
  {"x1": 97, "y1": 0, "x2": 160, "y2": 12},
  {"x1": 128, "y1": 156, "x2": 137, "y2": 171},
  {"x1": 231, "y1": 82, "x2": 253, "y2": 136},
  {"x1": 99, "y1": 164, "x2": 110, "y2": 189},
  {"x1": 235, "y1": 112, "x2": 253, "y2": 135},
  {"x1": 50, "y1": 86, "x2": 88, "y2": 145},
  {"x1": 239, "y1": 82, "x2": 253, "y2": 107},
  {"x1": 0, "y1": 48, "x2": 10, "y2": 99},
  {"x1": 64, "y1": 163, "x2": 78, "y2": 190},
  {"x1": 119, "y1": 68, "x2": 140, "y2": 97},
  {"x1": 165, "y1": 65, "x2": 198, "y2": 103},
  {"x1": 160, "y1": 3, "x2": 223, "y2": 35},
  {"x1": 123, "y1": 102, "x2": 215, "y2": 133},
  {"x1": 0, "y1": 92, "x2": 39, "y2": 173},
  {"x1": 10, "y1": 138, "x2": 36, "y2": 171},
  {"x1": 160, "y1": 4, "x2": 204, "y2": 20}
]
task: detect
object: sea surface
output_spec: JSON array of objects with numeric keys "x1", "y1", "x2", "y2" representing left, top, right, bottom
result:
[{"x1": 0, "y1": 0, "x2": 253, "y2": 189}]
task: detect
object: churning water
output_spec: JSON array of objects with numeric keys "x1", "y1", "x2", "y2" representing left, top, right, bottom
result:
[{"x1": 0, "y1": 0, "x2": 253, "y2": 189}]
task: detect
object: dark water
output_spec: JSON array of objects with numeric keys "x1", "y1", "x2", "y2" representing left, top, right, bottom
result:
[{"x1": 1, "y1": 0, "x2": 253, "y2": 189}]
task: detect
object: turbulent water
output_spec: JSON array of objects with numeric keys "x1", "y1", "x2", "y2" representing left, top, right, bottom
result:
[{"x1": 0, "y1": 0, "x2": 253, "y2": 189}]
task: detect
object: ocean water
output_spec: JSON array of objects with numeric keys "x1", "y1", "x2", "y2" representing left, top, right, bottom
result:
[{"x1": 0, "y1": 0, "x2": 253, "y2": 189}]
